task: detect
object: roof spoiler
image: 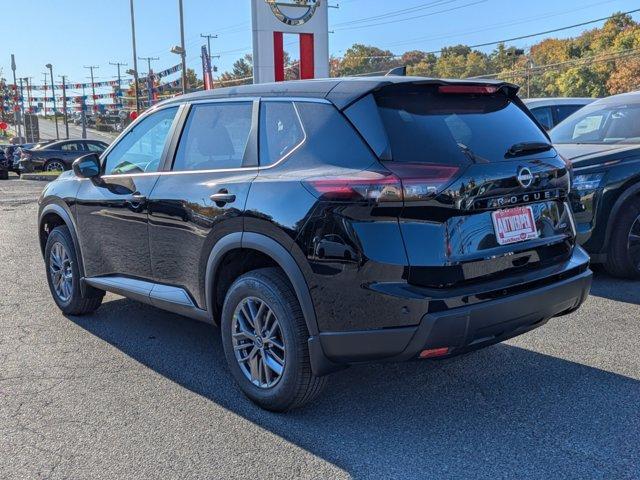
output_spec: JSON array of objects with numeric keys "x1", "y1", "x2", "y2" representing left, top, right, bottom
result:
[{"x1": 385, "y1": 66, "x2": 406, "y2": 77}]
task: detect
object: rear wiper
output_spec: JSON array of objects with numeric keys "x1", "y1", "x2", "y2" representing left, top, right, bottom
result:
[
  {"x1": 458, "y1": 143, "x2": 488, "y2": 164},
  {"x1": 505, "y1": 141, "x2": 552, "y2": 158}
]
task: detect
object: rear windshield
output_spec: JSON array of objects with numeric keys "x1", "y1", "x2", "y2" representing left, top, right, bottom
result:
[{"x1": 375, "y1": 84, "x2": 549, "y2": 164}]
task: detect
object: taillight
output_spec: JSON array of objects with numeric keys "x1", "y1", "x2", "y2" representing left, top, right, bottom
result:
[
  {"x1": 438, "y1": 85, "x2": 499, "y2": 95},
  {"x1": 303, "y1": 163, "x2": 460, "y2": 203},
  {"x1": 384, "y1": 162, "x2": 460, "y2": 202},
  {"x1": 303, "y1": 171, "x2": 402, "y2": 202}
]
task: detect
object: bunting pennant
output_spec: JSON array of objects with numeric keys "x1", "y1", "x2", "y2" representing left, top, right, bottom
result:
[{"x1": 155, "y1": 64, "x2": 182, "y2": 80}]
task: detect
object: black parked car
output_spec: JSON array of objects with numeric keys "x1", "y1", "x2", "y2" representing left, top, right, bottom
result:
[
  {"x1": 38, "y1": 77, "x2": 592, "y2": 411},
  {"x1": 0, "y1": 145, "x2": 10, "y2": 179},
  {"x1": 19, "y1": 139, "x2": 109, "y2": 173},
  {"x1": 551, "y1": 91, "x2": 640, "y2": 278}
]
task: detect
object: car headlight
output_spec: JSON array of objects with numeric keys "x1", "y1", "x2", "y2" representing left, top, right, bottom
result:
[{"x1": 573, "y1": 173, "x2": 605, "y2": 192}]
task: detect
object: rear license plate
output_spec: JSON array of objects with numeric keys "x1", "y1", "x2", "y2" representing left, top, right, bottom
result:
[{"x1": 492, "y1": 206, "x2": 539, "y2": 246}]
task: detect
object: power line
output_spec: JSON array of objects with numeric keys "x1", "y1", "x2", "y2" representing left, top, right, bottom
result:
[
  {"x1": 332, "y1": 0, "x2": 462, "y2": 27},
  {"x1": 333, "y1": 0, "x2": 488, "y2": 31},
  {"x1": 380, "y1": 0, "x2": 623, "y2": 49}
]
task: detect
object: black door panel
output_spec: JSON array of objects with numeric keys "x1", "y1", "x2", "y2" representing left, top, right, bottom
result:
[{"x1": 76, "y1": 175, "x2": 160, "y2": 279}]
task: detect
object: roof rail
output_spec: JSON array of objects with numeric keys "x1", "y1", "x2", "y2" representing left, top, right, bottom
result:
[{"x1": 385, "y1": 66, "x2": 406, "y2": 77}]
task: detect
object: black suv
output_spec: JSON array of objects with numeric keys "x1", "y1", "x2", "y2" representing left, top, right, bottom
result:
[
  {"x1": 38, "y1": 78, "x2": 592, "y2": 411},
  {"x1": 551, "y1": 91, "x2": 640, "y2": 278}
]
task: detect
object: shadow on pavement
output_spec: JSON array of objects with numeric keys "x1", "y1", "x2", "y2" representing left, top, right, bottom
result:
[
  {"x1": 590, "y1": 270, "x2": 640, "y2": 305},
  {"x1": 70, "y1": 297, "x2": 639, "y2": 479}
]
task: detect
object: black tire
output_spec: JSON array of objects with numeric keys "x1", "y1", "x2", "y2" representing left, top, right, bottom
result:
[
  {"x1": 221, "y1": 267, "x2": 327, "y2": 412},
  {"x1": 604, "y1": 197, "x2": 640, "y2": 279},
  {"x1": 44, "y1": 226, "x2": 104, "y2": 315},
  {"x1": 0, "y1": 169, "x2": 8, "y2": 180}
]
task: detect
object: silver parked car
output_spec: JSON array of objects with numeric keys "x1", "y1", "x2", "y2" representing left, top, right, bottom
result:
[{"x1": 523, "y1": 97, "x2": 596, "y2": 130}]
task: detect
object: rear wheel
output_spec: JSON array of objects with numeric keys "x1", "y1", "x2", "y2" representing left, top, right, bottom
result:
[
  {"x1": 45, "y1": 226, "x2": 104, "y2": 315},
  {"x1": 604, "y1": 197, "x2": 640, "y2": 279},
  {"x1": 221, "y1": 268, "x2": 327, "y2": 411},
  {"x1": 44, "y1": 159, "x2": 65, "y2": 172}
]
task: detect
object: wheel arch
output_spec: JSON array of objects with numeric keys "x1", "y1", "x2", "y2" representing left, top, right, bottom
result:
[
  {"x1": 204, "y1": 232, "x2": 319, "y2": 337},
  {"x1": 603, "y1": 180, "x2": 640, "y2": 251},
  {"x1": 39, "y1": 203, "x2": 86, "y2": 280}
]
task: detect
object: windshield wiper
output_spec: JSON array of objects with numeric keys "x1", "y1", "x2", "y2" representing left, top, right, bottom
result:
[{"x1": 505, "y1": 141, "x2": 553, "y2": 158}]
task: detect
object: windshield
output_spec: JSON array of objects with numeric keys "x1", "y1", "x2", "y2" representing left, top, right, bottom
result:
[
  {"x1": 375, "y1": 84, "x2": 550, "y2": 164},
  {"x1": 551, "y1": 103, "x2": 640, "y2": 144}
]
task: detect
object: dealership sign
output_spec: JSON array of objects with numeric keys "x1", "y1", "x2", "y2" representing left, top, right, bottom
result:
[
  {"x1": 267, "y1": 0, "x2": 320, "y2": 26},
  {"x1": 251, "y1": 0, "x2": 328, "y2": 83}
]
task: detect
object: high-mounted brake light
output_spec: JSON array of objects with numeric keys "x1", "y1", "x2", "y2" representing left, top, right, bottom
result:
[{"x1": 438, "y1": 85, "x2": 499, "y2": 95}]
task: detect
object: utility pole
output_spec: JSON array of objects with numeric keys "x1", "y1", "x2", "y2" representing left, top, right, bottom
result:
[
  {"x1": 81, "y1": 84, "x2": 87, "y2": 139},
  {"x1": 59, "y1": 75, "x2": 69, "y2": 139},
  {"x1": 18, "y1": 78, "x2": 27, "y2": 141},
  {"x1": 10, "y1": 54, "x2": 22, "y2": 141},
  {"x1": 129, "y1": 0, "x2": 141, "y2": 113},
  {"x1": 45, "y1": 63, "x2": 59, "y2": 140},
  {"x1": 109, "y1": 61, "x2": 127, "y2": 110},
  {"x1": 84, "y1": 65, "x2": 99, "y2": 114},
  {"x1": 42, "y1": 72, "x2": 48, "y2": 128},
  {"x1": 200, "y1": 33, "x2": 217, "y2": 62},
  {"x1": 178, "y1": 0, "x2": 187, "y2": 94},
  {"x1": 138, "y1": 56, "x2": 159, "y2": 76}
]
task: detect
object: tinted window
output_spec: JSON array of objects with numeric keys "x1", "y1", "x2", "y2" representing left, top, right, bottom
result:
[
  {"x1": 259, "y1": 101, "x2": 304, "y2": 166},
  {"x1": 104, "y1": 107, "x2": 178, "y2": 175},
  {"x1": 375, "y1": 85, "x2": 549, "y2": 165},
  {"x1": 87, "y1": 142, "x2": 106, "y2": 152},
  {"x1": 173, "y1": 102, "x2": 252, "y2": 171},
  {"x1": 531, "y1": 107, "x2": 553, "y2": 130},
  {"x1": 551, "y1": 104, "x2": 640, "y2": 144},
  {"x1": 61, "y1": 142, "x2": 83, "y2": 152},
  {"x1": 555, "y1": 105, "x2": 584, "y2": 123}
]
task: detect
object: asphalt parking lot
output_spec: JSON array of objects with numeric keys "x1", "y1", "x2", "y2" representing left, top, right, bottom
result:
[{"x1": 1, "y1": 176, "x2": 639, "y2": 479}]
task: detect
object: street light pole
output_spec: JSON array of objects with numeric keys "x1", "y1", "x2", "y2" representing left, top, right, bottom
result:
[
  {"x1": 129, "y1": 0, "x2": 141, "y2": 113},
  {"x1": 10, "y1": 54, "x2": 22, "y2": 141},
  {"x1": 45, "y1": 63, "x2": 59, "y2": 140},
  {"x1": 178, "y1": 0, "x2": 187, "y2": 94},
  {"x1": 18, "y1": 78, "x2": 28, "y2": 141}
]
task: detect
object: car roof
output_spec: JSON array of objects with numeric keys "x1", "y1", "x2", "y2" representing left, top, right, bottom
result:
[
  {"x1": 522, "y1": 97, "x2": 596, "y2": 108},
  {"x1": 589, "y1": 90, "x2": 640, "y2": 107},
  {"x1": 158, "y1": 76, "x2": 519, "y2": 111}
]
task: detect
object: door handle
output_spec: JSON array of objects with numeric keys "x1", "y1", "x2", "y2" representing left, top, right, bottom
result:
[
  {"x1": 126, "y1": 193, "x2": 147, "y2": 207},
  {"x1": 210, "y1": 190, "x2": 236, "y2": 206}
]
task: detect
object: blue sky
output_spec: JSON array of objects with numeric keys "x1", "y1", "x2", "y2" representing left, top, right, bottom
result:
[{"x1": 1, "y1": 0, "x2": 638, "y2": 89}]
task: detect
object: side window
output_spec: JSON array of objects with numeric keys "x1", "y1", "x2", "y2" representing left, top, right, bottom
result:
[
  {"x1": 530, "y1": 107, "x2": 553, "y2": 130},
  {"x1": 104, "y1": 107, "x2": 178, "y2": 175},
  {"x1": 172, "y1": 102, "x2": 252, "y2": 171},
  {"x1": 61, "y1": 142, "x2": 83, "y2": 151},
  {"x1": 259, "y1": 101, "x2": 304, "y2": 166},
  {"x1": 87, "y1": 142, "x2": 106, "y2": 152},
  {"x1": 555, "y1": 105, "x2": 583, "y2": 124}
]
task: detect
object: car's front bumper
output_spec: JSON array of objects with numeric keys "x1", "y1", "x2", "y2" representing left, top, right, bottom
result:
[{"x1": 309, "y1": 247, "x2": 592, "y2": 374}]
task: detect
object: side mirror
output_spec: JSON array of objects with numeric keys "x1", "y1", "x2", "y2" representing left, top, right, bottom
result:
[{"x1": 72, "y1": 153, "x2": 100, "y2": 179}]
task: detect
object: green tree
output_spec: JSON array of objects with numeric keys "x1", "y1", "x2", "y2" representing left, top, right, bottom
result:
[{"x1": 336, "y1": 44, "x2": 397, "y2": 76}]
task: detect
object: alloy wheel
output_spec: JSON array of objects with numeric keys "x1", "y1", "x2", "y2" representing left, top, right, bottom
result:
[
  {"x1": 231, "y1": 296, "x2": 286, "y2": 388},
  {"x1": 46, "y1": 161, "x2": 65, "y2": 172},
  {"x1": 628, "y1": 214, "x2": 640, "y2": 270},
  {"x1": 49, "y1": 242, "x2": 73, "y2": 303}
]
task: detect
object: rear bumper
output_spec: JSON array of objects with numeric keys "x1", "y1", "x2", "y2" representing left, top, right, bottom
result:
[{"x1": 310, "y1": 250, "x2": 592, "y2": 373}]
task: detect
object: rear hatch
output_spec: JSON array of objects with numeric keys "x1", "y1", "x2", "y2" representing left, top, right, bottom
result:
[{"x1": 345, "y1": 81, "x2": 574, "y2": 288}]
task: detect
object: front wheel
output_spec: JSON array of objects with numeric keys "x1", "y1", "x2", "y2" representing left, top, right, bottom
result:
[
  {"x1": 221, "y1": 268, "x2": 327, "y2": 411},
  {"x1": 45, "y1": 226, "x2": 104, "y2": 315},
  {"x1": 605, "y1": 197, "x2": 640, "y2": 279}
]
